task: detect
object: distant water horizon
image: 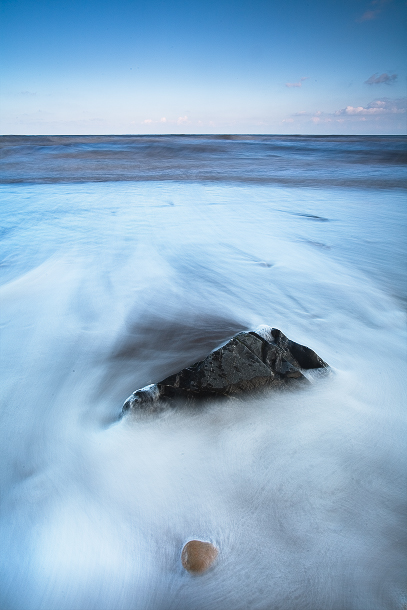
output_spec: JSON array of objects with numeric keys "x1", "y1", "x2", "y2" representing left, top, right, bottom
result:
[{"x1": 1, "y1": 134, "x2": 406, "y2": 188}]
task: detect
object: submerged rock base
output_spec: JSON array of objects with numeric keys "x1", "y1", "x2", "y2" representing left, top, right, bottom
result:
[{"x1": 122, "y1": 326, "x2": 328, "y2": 413}]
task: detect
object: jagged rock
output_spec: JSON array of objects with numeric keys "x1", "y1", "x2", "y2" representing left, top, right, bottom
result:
[
  {"x1": 122, "y1": 326, "x2": 328, "y2": 412},
  {"x1": 181, "y1": 540, "x2": 218, "y2": 574}
]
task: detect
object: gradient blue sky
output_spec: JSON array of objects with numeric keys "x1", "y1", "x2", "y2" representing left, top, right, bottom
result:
[{"x1": 1, "y1": 0, "x2": 406, "y2": 134}]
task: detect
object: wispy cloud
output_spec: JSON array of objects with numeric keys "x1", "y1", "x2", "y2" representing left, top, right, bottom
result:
[
  {"x1": 357, "y1": 0, "x2": 392, "y2": 22},
  {"x1": 335, "y1": 98, "x2": 405, "y2": 116},
  {"x1": 285, "y1": 77, "x2": 308, "y2": 88},
  {"x1": 365, "y1": 73, "x2": 397, "y2": 85},
  {"x1": 359, "y1": 9, "x2": 379, "y2": 21},
  {"x1": 142, "y1": 117, "x2": 167, "y2": 124},
  {"x1": 282, "y1": 98, "x2": 405, "y2": 126},
  {"x1": 140, "y1": 116, "x2": 190, "y2": 127}
]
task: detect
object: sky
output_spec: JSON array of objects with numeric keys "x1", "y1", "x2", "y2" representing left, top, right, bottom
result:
[{"x1": 0, "y1": 0, "x2": 406, "y2": 135}]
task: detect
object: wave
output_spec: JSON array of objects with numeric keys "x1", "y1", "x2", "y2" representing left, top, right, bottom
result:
[{"x1": 1, "y1": 135, "x2": 406, "y2": 187}]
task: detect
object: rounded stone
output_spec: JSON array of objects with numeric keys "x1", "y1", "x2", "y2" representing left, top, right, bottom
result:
[{"x1": 181, "y1": 540, "x2": 218, "y2": 574}]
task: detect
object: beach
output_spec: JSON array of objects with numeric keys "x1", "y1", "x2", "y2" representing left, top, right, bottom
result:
[{"x1": 0, "y1": 135, "x2": 406, "y2": 610}]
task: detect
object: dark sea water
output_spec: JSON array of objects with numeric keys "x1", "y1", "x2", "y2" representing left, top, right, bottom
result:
[
  {"x1": 1, "y1": 134, "x2": 406, "y2": 187},
  {"x1": 0, "y1": 136, "x2": 406, "y2": 610}
]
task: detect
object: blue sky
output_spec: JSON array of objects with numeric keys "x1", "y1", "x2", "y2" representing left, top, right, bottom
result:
[{"x1": 1, "y1": 0, "x2": 406, "y2": 134}]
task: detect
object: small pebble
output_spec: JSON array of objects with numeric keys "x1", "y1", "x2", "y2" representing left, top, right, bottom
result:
[{"x1": 181, "y1": 540, "x2": 218, "y2": 574}]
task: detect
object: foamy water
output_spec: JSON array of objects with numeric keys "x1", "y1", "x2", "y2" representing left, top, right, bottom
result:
[{"x1": 0, "y1": 138, "x2": 406, "y2": 609}]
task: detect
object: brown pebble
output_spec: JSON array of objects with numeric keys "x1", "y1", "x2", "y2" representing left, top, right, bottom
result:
[{"x1": 181, "y1": 540, "x2": 218, "y2": 574}]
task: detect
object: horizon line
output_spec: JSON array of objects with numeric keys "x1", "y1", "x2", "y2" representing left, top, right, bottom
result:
[{"x1": 1, "y1": 133, "x2": 406, "y2": 138}]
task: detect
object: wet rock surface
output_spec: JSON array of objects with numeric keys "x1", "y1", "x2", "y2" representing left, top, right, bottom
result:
[
  {"x1": 122, "y1": 326, "x2": 328, "y2": 413},
  {"x1": 181, "y1": 540, "x2": 219, "y2": 574}
]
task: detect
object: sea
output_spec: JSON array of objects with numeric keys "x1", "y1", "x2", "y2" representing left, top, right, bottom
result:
[{"x1": 0, "y1": 135, "x2": 406, "y2": 610}]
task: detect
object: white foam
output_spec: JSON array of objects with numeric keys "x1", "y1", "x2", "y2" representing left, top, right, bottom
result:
[{"x1": 0, "y1": 181, "x2": 406, "y2": 610}]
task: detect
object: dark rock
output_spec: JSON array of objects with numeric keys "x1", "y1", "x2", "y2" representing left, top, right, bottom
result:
[{"x1": 122, "y1": 326, "x2": 328, "y2": 412}]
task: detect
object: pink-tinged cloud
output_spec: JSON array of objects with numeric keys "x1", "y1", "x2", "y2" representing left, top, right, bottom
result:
[
  {"x1": 359, "y1": 9, "x2": 379, "y2": 21},
  {"x1": 357, "y1": 0, "x2": 392, "y2": 21},
  {"x1": 365, "y1": 73, "x2": 397, "y2": 85},
  {"x1": 142, "y1": 119, "x2": 153, "y2": 124},
  {"x1": 285, "y1": 77, "x2": 308, "y2": 88},
  {"x1": 177, "y1": 115, "x2": 188, "y2": 124}
]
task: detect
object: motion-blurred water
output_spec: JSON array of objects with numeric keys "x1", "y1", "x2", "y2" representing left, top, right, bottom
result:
[{"x1": 0, "y1": 136, "x2": 406, "y2": 610}]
